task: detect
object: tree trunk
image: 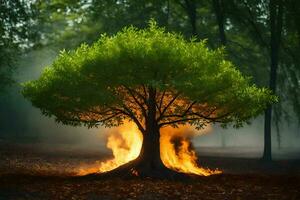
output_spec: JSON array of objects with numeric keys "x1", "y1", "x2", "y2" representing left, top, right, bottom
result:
[
  {"x1": 137, "y1": 125, "x2": 165, "y2": 172},
  {"x1": 212, "y1": 0, "x2": 227, "y2": 46},
  {"x1": 186, "y1": 0, "x2": 198, "y2": 37},
  {"x1": 177, "y1": 0, "x2": 198, "y2": 37},
  {"x1": 263, "y1": 0, "x2": 283, "y2": 161},
  {"x1": 213, "y1": 0, "x2": 227, "y2": 149},
  {"x1": 263, "y1": 108, "x2": 272, "y2": 161},
  {"x1": 134, "y1": 87, "x2": 167, "y2": 174}
]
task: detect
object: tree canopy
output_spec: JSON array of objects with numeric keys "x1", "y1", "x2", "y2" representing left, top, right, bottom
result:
[{"x1": 22, "y1": 21, "x2": 276, "y2": 133}]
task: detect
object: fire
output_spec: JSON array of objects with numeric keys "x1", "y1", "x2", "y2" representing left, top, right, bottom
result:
[
  {"x1": 78, "y1": 122, "x2": 221, "y2": 176},
  {"x1": 97, "y1": 122, "x2": 143, "y2": 172},
  {"x1": 78, "y1": 122, "x2": 142, "y2": 175},
  {"x1": 160, "y1": 125, "x2": 221, "y2": 176}
]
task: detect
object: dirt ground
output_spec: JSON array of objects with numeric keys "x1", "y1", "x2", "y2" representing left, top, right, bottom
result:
[{"x1": 0, "y1": 142, "x2": 299, "y2": 200}]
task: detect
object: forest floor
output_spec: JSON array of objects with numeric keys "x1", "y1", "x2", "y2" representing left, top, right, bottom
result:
[{"x1": 0, "y1": 141, "x2": 300, "y2": 200}]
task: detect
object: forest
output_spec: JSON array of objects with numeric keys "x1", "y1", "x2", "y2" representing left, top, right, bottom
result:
[{"x1": 0, "y1": 0, "x2": 300, "y2": 199}]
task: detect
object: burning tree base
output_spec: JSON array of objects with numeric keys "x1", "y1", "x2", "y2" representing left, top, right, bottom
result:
[
  {"x1": 78, "y1": 123, "x2": 221, "y2": 179},
  {"x1": 83, "y1": 157, "x2": 198, "y2": 180}
]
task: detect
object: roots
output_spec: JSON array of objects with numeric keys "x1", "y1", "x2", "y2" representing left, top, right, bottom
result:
[{"x1": 81, "y1": 158, "x2": 196, "y2": 180}]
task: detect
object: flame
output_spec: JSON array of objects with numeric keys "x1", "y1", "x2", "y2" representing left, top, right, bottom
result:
[
  {"x1": 97, "y1": 122, "x2": 143, "y2": 172},
  {"x1": 160, "y1": 125, "x2": 221, "y2": 176},
  {"x1": 78, "y1": 122, "x2": 221, "y2": 176},
  {"x1": 78, "y1": 122, "x2": 142, "y2": 175}
]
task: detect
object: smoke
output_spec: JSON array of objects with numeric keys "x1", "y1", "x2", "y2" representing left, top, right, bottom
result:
[{"x1": 193, "y1": 118, "x2": 300, "y2": 159}]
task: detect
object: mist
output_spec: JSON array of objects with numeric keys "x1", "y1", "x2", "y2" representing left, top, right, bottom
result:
[{"x1": 0, "y1": 48, "x2": 299, "y2": 159}]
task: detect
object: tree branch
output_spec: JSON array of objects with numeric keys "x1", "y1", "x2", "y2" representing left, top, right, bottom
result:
[
  {"x1": 97, "y1": 112, "x2": 122, "y2": 123},
  {"x1": 183, "y1": 101, "x2": 197, "y2": 116},
  {"x1": 120, "y1": 104, "x2": 146, "y2": 134},
  {"x1": 159, "y1": 100, "x2": 196, "y2": 120},
  {"x1": 157, "y1": 92, "x2": 180, "y2": 121},
  {"x1": 189, "y1": 111, "x2": 230, "y2": 121},
  {"x1": 159, "y1": 117, "x2": 200, "y2": 127},
  {"x1": 159, "y1": 108, "x2": 230, "y2": 127},
  {"x1": 142, "y1": 85, "x2": 148, "y2": 100},
  {"x1": 158, "y1": 90, "x2": 166, "y2": 113},
  {"x1": 123, "y1": 86, "x2": 147, "y2": 118}
]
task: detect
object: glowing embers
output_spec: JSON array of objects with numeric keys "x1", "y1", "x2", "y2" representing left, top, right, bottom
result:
[{"x1": 78, "y1": 122, "x2": 221, "y2": 176}]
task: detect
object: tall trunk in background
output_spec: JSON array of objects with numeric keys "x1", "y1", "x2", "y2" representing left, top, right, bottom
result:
[
  {"x1": 213, "y1": 0, "x2": 227, "y2": 147},
  {"x1": 185, "y1": 0, "x2": 198, "y2": 37},
  {"x1": 263, "y1": 0, "x2": 283, "y2": 161},
  {"x1": 166, "y1": 0, "x2": 170, "y2": 29},
  {"x1": 212, "y1": 0, "x2": 227, "y2": 45},
  {"x1": 176, "y1": 0, "x2": 198, "y2": 37}
]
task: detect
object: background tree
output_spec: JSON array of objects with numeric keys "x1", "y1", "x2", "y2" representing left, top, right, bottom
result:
[
  {"x1": 221, "y1": 0, "x2": 299, "y2": 159},
  {"x1": 175, "y1": 0, "x2": 198, "y2": 37},
  {"x1": 22, "y1": 23, "x2": 276, "y2": 177},
  {"x1": 0, "y1": 0, "x2": 35, "y2": 93},
  {"x1": 263, "y1": 0, "x2": 283, "y2": 161},
  {"x1": 212, "y1": 0, "x2": 226, "y2": 46}
]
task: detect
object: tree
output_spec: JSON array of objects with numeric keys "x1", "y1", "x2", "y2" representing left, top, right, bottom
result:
[
  {"x1": 22, "y1": 22, "x2": 276, "y2": 177},
  {"x1": 0, "y1": 0, "x2": 36, "y2": 93},
  {"x1": 212, "y1": 0, "x2": 227, "y2": 147},
  {"x1": 212, "y1": 0, "x2": 226, "y2": 46},
  {"x1": 33, "y1": 0, "x2": 170, "y2": 49},
  {"x1": 263, "y1": 0, "x2": 283, "y2": 161},
  {"x1": 216, "y1": 0, "x2": 294, "y2": 158},
  {"x1": 175, "y1": 0, "x2": 198, "y2": 37}
]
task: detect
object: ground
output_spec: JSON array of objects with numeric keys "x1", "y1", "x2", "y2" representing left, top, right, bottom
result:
[
  {"x1": 1, "y1": 174, "x2": 299, "y2": 200},
  {"x1": 0, "y1": 141, "x2": 300, "y2": 200}
]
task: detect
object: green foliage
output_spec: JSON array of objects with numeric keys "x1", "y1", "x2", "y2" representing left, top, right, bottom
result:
[
  {"x1": 0, "y1": 0, "x2": 36, "y2": 93},
  {"x1": 22, "y1": 21, "x2": 276, "y2": 128}
]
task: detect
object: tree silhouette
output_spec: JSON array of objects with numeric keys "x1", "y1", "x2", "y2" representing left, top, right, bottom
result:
[{"x1": 22, "y1": 21, "x2": 276, "y2": 177}]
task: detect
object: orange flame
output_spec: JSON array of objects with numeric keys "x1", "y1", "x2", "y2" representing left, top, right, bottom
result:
[
  {"x1": 78, "y1": 122, "x2": 142, "y2": 175},
  {"x1": 78, "y1": 122, "x2": 221, "y2": 176},
  {"x1": 160, "y1": 125, "x2": 221, "y2": 176}
]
